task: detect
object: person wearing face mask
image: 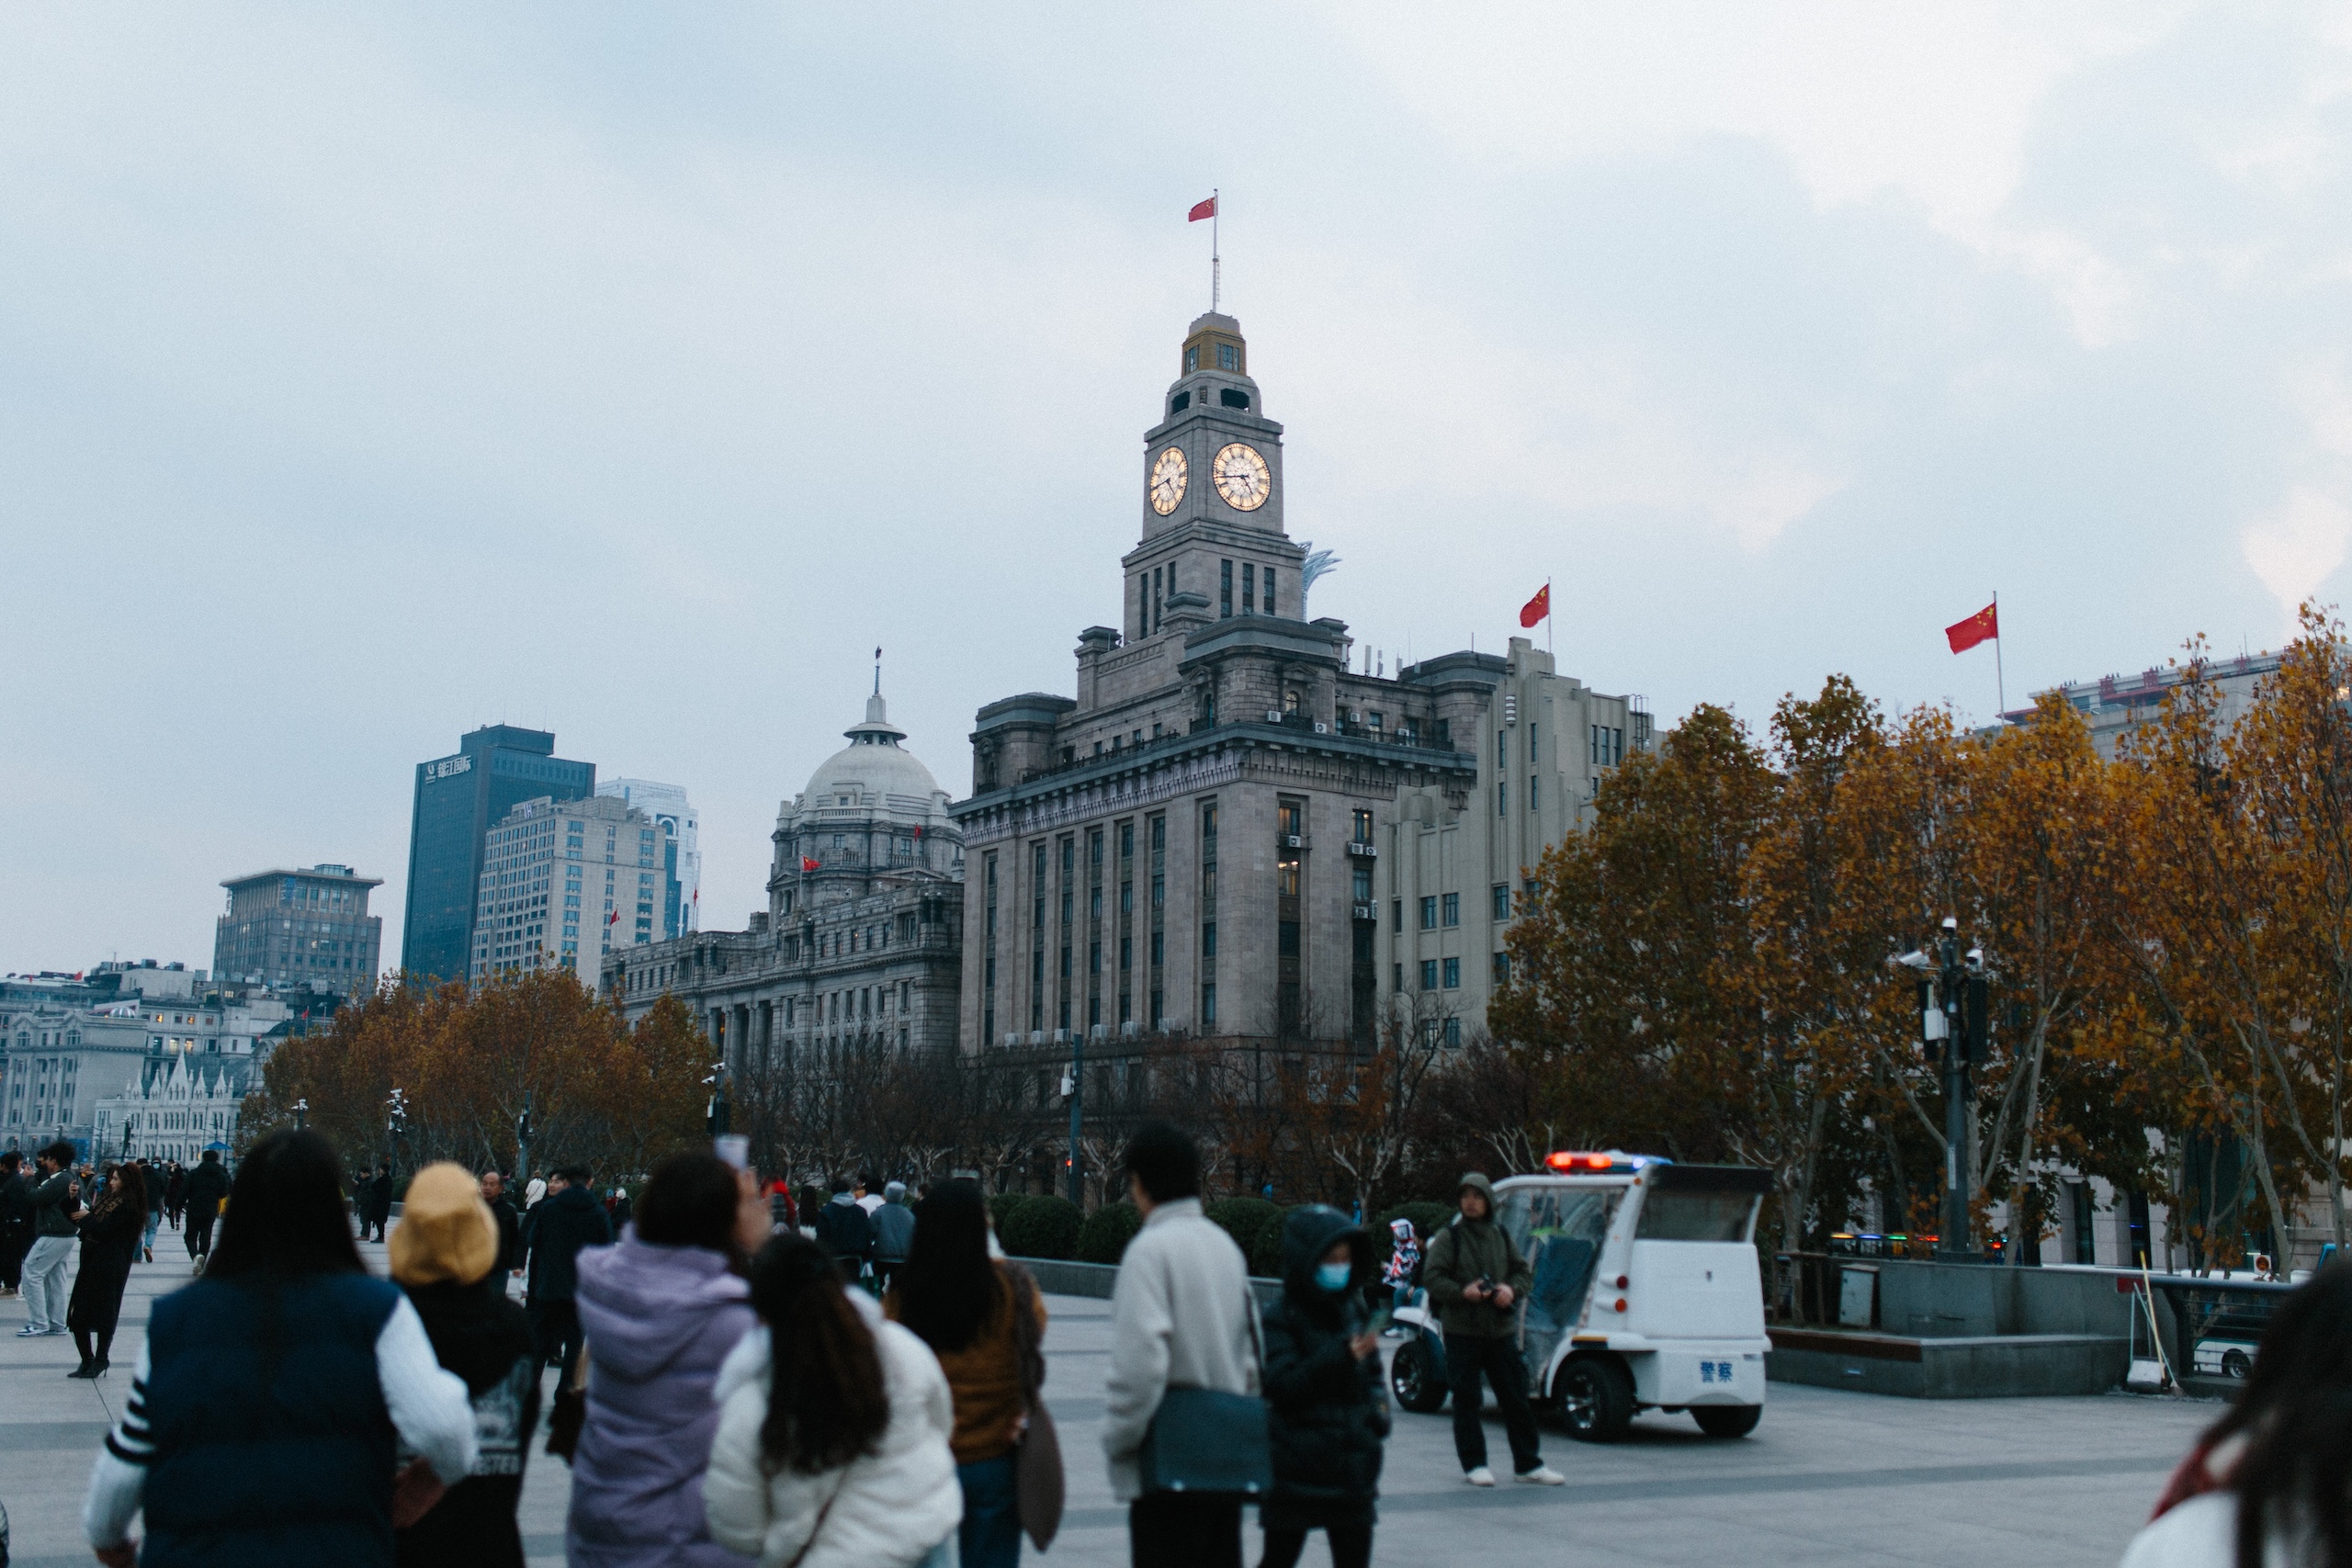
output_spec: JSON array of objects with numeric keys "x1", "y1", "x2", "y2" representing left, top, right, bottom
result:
[{"x1": 1258, "y1": 1205, "x2": 1388, "y2": 1568}]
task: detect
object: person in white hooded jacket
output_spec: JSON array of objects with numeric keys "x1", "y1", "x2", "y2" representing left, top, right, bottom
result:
[{"x1": 705, "y1": 1232, "x2": 962, "y2": 1568}]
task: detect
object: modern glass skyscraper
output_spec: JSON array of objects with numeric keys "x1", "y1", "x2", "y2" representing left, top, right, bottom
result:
[
  {"x1": 401, "y1": 726, "x2": 594, "y2": 982},
  {"x1": 595, "y1": 779, "x2": 700, "y2": 940}
]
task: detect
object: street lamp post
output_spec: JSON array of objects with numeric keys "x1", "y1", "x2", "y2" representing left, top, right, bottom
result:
[
  {"x1": 387, "y1": 1088, "x2": 410, "y2": 1185},
  {"x1": 1895, "y1": 918, "x2": 1989, "y2": 1261},
  {"x1": 515, "y1": 1090, "x2": 533, "y2": 1185},
  {"x1": 1062, "y1": 1034, "x2": 1084, "y2": 1208},
  {"x1": 705, "y1": 1061, "x2": 730, "y2": 1138}
]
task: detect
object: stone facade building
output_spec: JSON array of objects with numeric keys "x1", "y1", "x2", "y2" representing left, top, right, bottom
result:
[
  {"x1": 2, "y1": 963, "x2": 305, "y2": 1159},
  {"x1": 470, "y1": 794, "x2": 662, "y2": 983},
  {"x1": 214, "y1": 863, "x2": 383, "y2": 998},
  {"x1": 952, "y1": 311, "x2": 1653, "y2": 1072},
  {"x1": 605, "y1": 691, "x2": 964, "y2": 1085}
]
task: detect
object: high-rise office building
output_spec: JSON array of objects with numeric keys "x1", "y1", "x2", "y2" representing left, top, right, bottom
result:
[
  {"x1": 214, "y1": 863, "x2": 384, "y2": 998},
  {"x1": 596, "y1": 779, "x2": 701, "y2": 939},
  {"x1": 471, "y1": 794, "x2": 662, "y2": 982},
  {"x1": 401, "y1": 726, "x2": 594, "y2": 982}
]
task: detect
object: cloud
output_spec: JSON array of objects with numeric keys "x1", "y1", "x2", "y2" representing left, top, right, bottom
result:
[{"x1": 2243, "y1": 486, "x2": 2352, "y2": 625}]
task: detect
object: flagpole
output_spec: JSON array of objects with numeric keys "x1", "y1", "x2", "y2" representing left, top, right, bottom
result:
[
  {"x1": 1211, "y1": 188, "x2": 1220, "y2": 311},
  {"x1": 1994, "y1": 591, "x2": 2007, "y2": 717},
  {"x1": 1546, "y1": 578, "x2": 1553, "y2": 660}
]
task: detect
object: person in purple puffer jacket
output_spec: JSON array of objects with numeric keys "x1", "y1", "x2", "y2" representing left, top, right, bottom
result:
[{"x1": 567, "y1": 1150, "x2": 768, "y2": 1568}]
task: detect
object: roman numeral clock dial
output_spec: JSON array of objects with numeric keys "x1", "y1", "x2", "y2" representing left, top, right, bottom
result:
[
  {"x1": 1148, "y1": 446, "x2": 1187, "y2": 515},
  {"x1": 1213, "y1": 443, "x2": 1270, "y2": 511}
]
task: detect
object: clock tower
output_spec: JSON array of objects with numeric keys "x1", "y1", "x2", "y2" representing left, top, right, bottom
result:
[{"x1": 1122, "y1": 312, "x2": 1306, "y2": 641}]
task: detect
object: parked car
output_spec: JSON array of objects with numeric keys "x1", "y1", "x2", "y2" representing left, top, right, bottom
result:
[
  {"x1": 1387, "y1": 1154, "x2": 1772, "y2": 1441},
  {"x1": 2192, "y1": 1306, "x2": 2269, "y2": 1381}
]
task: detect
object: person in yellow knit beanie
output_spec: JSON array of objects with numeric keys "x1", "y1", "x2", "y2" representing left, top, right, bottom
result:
[{"x1": 388, "y1": 1162, "x2": 542, "y2": 1568}]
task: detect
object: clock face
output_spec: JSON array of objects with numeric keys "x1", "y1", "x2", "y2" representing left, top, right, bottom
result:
[
  {"x1": 1148, "y1": 446, "x2": 1187, "y2": 516},
  {"x1": 1213, "y1": 443, "x2": 1271, "y2": 512}
]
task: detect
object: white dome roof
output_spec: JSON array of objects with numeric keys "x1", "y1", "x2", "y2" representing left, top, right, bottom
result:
[{"x1": 797, "y1": 694, "x2": 946, "y2": 817}]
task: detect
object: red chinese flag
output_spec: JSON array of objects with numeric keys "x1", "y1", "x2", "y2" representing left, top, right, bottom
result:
[
  {"x1": 801, "y1": 857, "x2": 821, "y2": 873},
  {"x1": 1188, "y1": 196, "x2": 1217, "y2": 222},
  {"x1": 605, "y1": 909, "x2": 618, "y2": 927},
  {"x1": 1519, "y1": 583, "x2": 1550, "y2": 628},
  {"x1": 1946, "y1": 602, "x2": 1998, "y2": 654}
]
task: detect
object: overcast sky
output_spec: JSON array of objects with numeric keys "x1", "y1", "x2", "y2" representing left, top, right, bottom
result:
[{"x1": 6, "y1": 4, "x2": 2350, "y2": 975}]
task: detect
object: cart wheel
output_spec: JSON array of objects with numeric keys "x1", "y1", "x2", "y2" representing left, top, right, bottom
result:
[
  {"x1": 1555, "y1": 1356, "x2": 1634, "y2": 1442},
  {"x1": 1692, "y1": 1404, "x2": 1761, "y2": 1438},
  {"x1": 1391, "y1": 1337, "x2": 1449, "y2": 1413}
]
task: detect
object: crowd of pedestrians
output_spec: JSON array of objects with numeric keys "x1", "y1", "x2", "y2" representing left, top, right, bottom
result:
[{"x1": 26, "y1": 1112, "x2": 2352, "y2": 1568}]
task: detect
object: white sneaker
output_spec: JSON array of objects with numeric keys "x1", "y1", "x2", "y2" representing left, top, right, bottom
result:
[
  {"x1": 15, "y1": 1325, "x2": 42, "y2": 1337},
  {"x1": 1514, "y1": 1465, "x2": 1566, "y2": 1485},
  {"x1": 1464, "y1": 1466, "x2": 1497, "y2": 1486}
]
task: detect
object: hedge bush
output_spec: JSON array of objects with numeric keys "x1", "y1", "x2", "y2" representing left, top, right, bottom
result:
[
  {"x1": 989, "y1": 1192, "x2": 1033, "y2": 1237},
  {"x1": 1203, "y1": 1197, "x2": 1282, "y2": 1269},
  {"x1": 1000, "y1": 1193, "x2": 1082, "y2": 1260},
  {"x1": 1077, "y1": 1201, "x2": 1143, "y2": 1264}
]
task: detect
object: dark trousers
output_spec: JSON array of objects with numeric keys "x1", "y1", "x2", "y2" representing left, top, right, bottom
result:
[
  {"x1": 1446, "y1": 1332, "x2": 1542, "y2": 1474},
  {"x1": 0, "y1": 1223, "x2": 27, "y2": 1289},
  {"x1": 530, "y1": 1298, "x2": 583, "y2": 1374},
  {"x1": 957, "y1": 1454, "x2": 1021, "y2": 1568},
  {"x1": 186, "y1": 1211, "x2": 217, "y2": 1260},
  {"x1": 1261, "y1": 1523, "x2": 1373, "y2": 1568},
  {"x1": 1130, "y1": 1492, "x2": 1241, "y2": 1568}
]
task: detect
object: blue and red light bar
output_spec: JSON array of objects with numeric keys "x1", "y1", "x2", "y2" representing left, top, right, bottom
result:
[{"x1": 1543, "y1": 1150, "x2": 1670, "y2": 1174}]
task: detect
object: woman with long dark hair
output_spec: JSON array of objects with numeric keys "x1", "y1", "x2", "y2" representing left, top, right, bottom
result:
[
  {"x1": 887, "y1": 1180, "x2": 1049, "y2": 1568},
  {"x1": 65, "y1": 1163, "x2": 146, "y2": 1378},
  {"x1": 566, "y1": 1150, "x2": 763, "y2": 1568},
  {"x1": 79, "y1": 1129, "x2": 476, "y2": 1568},
  {"x1": 705, "y1": 1233, "x2": 961, "y2": 1568},
  {"x1": 2124, "y1": 1265, "x2": 2352, "y2": 1566}
]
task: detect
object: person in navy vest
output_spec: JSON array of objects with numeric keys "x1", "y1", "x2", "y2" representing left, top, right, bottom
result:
[{"x1": 79, "y1": 1128, "x2": 478, "y2": 1568}]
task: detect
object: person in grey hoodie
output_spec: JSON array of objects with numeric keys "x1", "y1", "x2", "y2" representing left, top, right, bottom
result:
[
  {"x1": 870, "y1": 1181, "x2": 916, "y2": 1297},
  {"x1": 1421, "y1": 1172, "x2": 1561, "y2": 1487},
  {"x1": 566, "y1": 1150, "x2": 762, "y2": 1568},
  {"x1": 1102, "y1": 1122, "x2": 1259, "y2": 1568}
]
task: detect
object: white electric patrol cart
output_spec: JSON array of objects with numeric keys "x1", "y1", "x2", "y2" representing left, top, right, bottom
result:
[{"x1": 1387, "y1": 1152, "x2": 1772, "y2": 1440}]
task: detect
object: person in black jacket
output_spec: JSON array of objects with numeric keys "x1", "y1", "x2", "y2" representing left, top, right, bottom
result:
[
  {"x1": 810, "y1": 1176, "x2": 875, "y2": 1285},
  {"x1": 0, "y1": 1150, "x2": 31, "y2": 1296},
  {"x1": 390, "y1": 1162, "x2": 541, "y2": 1568},
  {"x1": 361, "y1": 1164, "x2": 395, "y2": 1244},
  {"x1": 67, "y1": 1163, "x2": 145, "y2": 1377},
  {"x1": 181, "y1": 1150, "x2": 232, "y2": 1272},
  {"x1": 1259, "y1": 1204, "x2": 1387, "y2": 1568},
  {"x1": 479, "y1": 1170, "x2": 523, "y2": 1282},
  {"x1": 521, "y1": 1168, "x2": 611, "y2": 1373}
]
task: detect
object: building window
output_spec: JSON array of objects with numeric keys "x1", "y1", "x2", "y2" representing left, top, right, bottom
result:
[
  {"x1": 1493, "y1": 884, "x2": 1510, "y2": 921},
  {"x1": 1202, "y1": 982, "x2": 1217, "y2": 1024},
  {"x1": 1202, "y1": 922, "x2": 1217, "y2": 957},
  {"x1": 1531, "y1": 780, "x2": 1539, "y2": 812},
  {"x1": 1278, "y1": 920, "x2": 1299, "y2": 957},
  {"x1": 1351, "y1": 808, "x2": 1374, "y2": 842},
  {"x1": 1242, "y1": 563, "x2": 1255, "y2": 613},
  {"x1": 1185, "y1": 344, "x2": 1200, "y2": 372},
  {"x1": 1419, "y1": 897, "x2": 1437, "y2": 931},
  {"x1": 1442, "y1": 893, "x2": 1459, "y2": 927},
  {"x1": 1221, "y1": 559, "x2": 1233, "y2": 617},
  {"x1": 1443, "y1": 957, "x2": 1461, "y2": 988},
  {"x1": 1264, "y1": 569, "x2": 1276, "y2": 614},
  {"x1": 1351, "y1": 865, "x2": 1373, "y2": 903},
  {"x1": 1444, "y1": 1016, "x2": 1462, "y2": 1047},
  {"x1": 1419, "y1": 959, "x2": 1438, "y2": 990},
  {"x1": 1217, "y1": 341, "x2": 1239, "y2": 371},
  {"x1": 1493, "y1": 952, "x2": 1511, "y2": 983},
  {"x1": 1393, "y1": 898, "x2": 1404, "y2": 931}
]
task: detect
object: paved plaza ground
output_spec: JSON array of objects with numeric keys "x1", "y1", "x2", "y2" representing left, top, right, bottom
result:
[{"x1": 2, "y1": 1236, "x2": 2212, "y2": 1568}]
